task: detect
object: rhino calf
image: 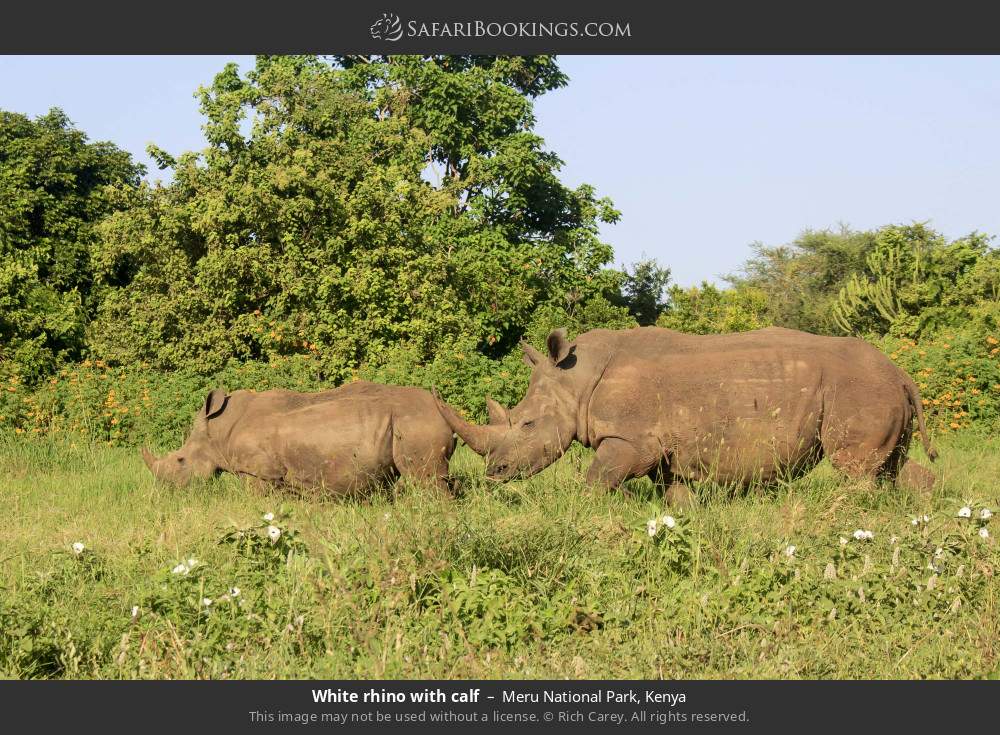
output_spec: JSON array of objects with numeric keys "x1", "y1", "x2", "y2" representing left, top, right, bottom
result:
[
  {"x1": 435, "y1": 326, "x2": 938, "y2": 503},
  {"x1": 142, "y1": 382, "x2": 456, "y2": 496}
]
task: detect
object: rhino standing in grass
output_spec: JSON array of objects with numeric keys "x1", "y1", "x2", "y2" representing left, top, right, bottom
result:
[
  {"x1": 142, "y1": 382, "x2": 456, "y2": 496},
  {"x1": 434, "y1": 326, "x2": 938, "y2": 505}
]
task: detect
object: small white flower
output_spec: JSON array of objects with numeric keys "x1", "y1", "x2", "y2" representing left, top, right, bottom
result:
[
  {"x1": 262, "y1": 512, "x2": 274, "y2": 522},
  {"x1": 839, "y1": 537, "x2": 849, "y2": 546},
  {"x1": 131, "y1": 605, "x2": 139, "y2": 618},
  {"x1": 171, "y1": 563, "x2": 189, "y2": 575},
  {"x1": 923, "y1": 514, "x2": 931, "y2": 523},
  {"x1": 71, "y1": 542, "x2": 85, "y2": 555},
  {"x1": 853, "y1": 529, "x2": 873, "y2": 541},
  {"x1": 784, "y1": 545, "x2": 796, "y2": 558},
  {"x1": 979, "y1": 527, "x2": 990, "y2": 540},
  {"x1": 980, "y1": 508, "x2": 993, "y2": 520},
  {"x1": 646, "y1": 519, "x2": 658, "y2": 537},
  {"x1": 186, "y1": 558, "x2": 198, "y2": 569},
  {"x1": 230, "y1": 586, "x2": 240, "y2": 598},
  {"x1": 889, "y1": 535, "x2": 898, "y2": 545},
  {"x1": 958, "y1": 506, "x2": 972, "y2": 518},
  {"x1": 934, "y1": 547, "x2": 944, "y2": 558},
  {"x1": 202, "y1": 598, "x2": 213, "y2": 607},
  {"x1": 911, "y1": 518, "x2": 919, "y2": 526},
  {"x1": 661, "y1": 515, "x2": 676, "y2": 529},
  {"x1": 267, "y1": 525, "x2": 281, "y2": 542}
]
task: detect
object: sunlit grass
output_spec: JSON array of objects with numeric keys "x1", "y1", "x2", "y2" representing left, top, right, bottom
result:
[{"x1": 1, "y1": 435, "x2": 997, "y2": 679}]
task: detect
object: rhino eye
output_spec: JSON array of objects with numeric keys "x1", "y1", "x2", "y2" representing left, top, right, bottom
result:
[
  {"x1": 522, "y1": 420, "x2": 535, "y2": 430},
  {"x1": 176, "y1": 456, "x2": 185, "y2": 464}
]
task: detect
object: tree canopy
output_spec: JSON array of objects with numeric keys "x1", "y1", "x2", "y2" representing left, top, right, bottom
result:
[
  {"x1": 90, "y1": 55, "x2": 623, "y2": 379},
  {"x1": 0, "y1": 109, "x2": 143, "y2": 381}
]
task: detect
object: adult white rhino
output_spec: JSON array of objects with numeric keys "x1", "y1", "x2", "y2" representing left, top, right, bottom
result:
[{"x1": 434, "y1": 326, "x2": 937, "y2": 504}]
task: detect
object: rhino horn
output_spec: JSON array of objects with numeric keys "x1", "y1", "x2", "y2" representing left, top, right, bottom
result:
[
  {"x1": 432, "y1": 389, "x2": 502, "y2": 455},
  {"x1": 485, "y1": 397, "x2": 510, "y2": 426},
  {"x1": 141, "y1": 447, "x2": 160, "y2": 474}
]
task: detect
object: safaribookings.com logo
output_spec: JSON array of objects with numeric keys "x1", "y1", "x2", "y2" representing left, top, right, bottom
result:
[{"x1": 370, "y1": 13, "x2": 631, "y2": 41}]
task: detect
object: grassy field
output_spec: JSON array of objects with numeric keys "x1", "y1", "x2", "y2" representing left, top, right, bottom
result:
[{"x1": 1, "y1": 435, "x2": 998, "y2": 680}]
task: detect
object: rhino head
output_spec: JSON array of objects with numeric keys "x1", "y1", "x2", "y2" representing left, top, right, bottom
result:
[
  {"x1": 434, "y1": 329, "x2": 579, "y2": 480},
  {"x1": 141, "y1": 388, "x2": 228, "y2": 486}
]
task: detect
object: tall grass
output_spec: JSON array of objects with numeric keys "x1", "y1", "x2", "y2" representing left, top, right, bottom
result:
[{"x1": 0, "y1": 436, "x2": 997, "y2": 679}]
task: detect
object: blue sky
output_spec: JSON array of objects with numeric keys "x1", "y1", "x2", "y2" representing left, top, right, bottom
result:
[{"x1": 2, "y1": 55, "x2": 998, "y2": 286}]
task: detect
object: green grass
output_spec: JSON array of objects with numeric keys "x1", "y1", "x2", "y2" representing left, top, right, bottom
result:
[{"x1": 1, "y1": 435, "x2": 998, "y2": 679}]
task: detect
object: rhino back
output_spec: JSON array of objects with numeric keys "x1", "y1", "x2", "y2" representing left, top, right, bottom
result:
[
  {"x1": 581, "y1": 326, "x2": 901, "y2": 480},
  {"x1": 212, "y1": 383, "x2": 449, "y2": 490}
]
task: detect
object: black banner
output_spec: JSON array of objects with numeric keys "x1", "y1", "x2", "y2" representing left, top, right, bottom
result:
[
  {"x1": 2, "y1": 680, "x2": 996, "y2": 732},
  {"x1": 3, "y1": 0, "x2": 1000, "y2": 54}
]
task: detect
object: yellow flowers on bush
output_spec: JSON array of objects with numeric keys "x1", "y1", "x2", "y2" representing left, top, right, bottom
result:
[{"x1": 877, "y1": 329, "x2": 1000, "y2": 434}]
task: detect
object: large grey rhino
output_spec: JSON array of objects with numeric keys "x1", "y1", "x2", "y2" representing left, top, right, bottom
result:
[
  {"x1": 142, "y1": 381, "x2": 456, "y2": 496},
  {"x1": 434, "y1": 326, "x2": 938, "y2": 504}
]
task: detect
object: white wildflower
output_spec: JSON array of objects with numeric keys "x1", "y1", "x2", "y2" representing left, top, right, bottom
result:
[
  {"x1": 171, "y1": 563, "x2": 189, "y2": 575},
  {"x1": 934, "y1": 547, "x2": 944, "y2": 558},
  {"x1": 784, "y1": 545, "x2": 796, "y2": 558},
  {"x1": 267, "y1": 525, "x2": 281, "y2": 542},
  {"x1": 230, "y1": 586, "x2": 241, "y2": 598},
  {"x1": 646, "y1": 519, "x2": 658, "y2": 537},
  {"x1": 853, "y1": 529, "x2": 873, "y2": 541},
  {"x1": 839, "y1": 536, "x2": 849, "y2": 546},
  {"x1": 890, "y1": 535, "x2": 898, "y2": 545},
  {"x1": 979, "y1": 527, "x2": 990, "y2": 540},
  {"x1": 923, "y1": 514, "x2": 931, "y2": 523},
  {"x1": 262, "y1": 512, "x2": 274, "y2": 522},
  {"x1": 980, "y1": 508, "x2": 993, "y2": 520},
  {"x1": 131, "y1": 606, "x2": 139, "y2": 618},
  {"x1": 202, "y1": 598, "x2": 212, "y2": 607},
  {"x1": 186, "y1": 558, "x2": 198, "y2": 569},
  {"x1": 661, "y1": 515, "x2": 676, "y2": 529},
  {"x1": 958, "y1": 506, "x2": 972, "y2": 518},
  {"x1": 71, "y1": 542, "x2": 85, "y2": 555},
  {"x1": 911, "y1": 518, "x2": 919, "y2": 526}
]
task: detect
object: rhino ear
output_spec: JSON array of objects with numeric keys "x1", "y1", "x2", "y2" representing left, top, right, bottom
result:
[
  {"x1": 485, "y1": 397, "x2": 509, "y2": 426},
  {"x1": 202, "y1": 388, "x2": 228, "y2": 419},
  {"x1": 546, "y1": 328, "x2": 574, "y2": 365},
  {"x1": 520, "y1": 339, "x2": 545, "y2": 367}
]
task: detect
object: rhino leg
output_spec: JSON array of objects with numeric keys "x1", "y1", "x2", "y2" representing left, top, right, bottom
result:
[
  {"x1": 645, "y1": 463, "x2": 696, "y2": 507},
  {"x1": 392, "y1": 435, "x2": 455, "y2": 498},
  {"x1": 664, "y1": 482, "x2": 696, "y2": 508},
  {"x1": 896, "y1": 459, "x2": 936, "y2": 497},
  {"x1": 586, "y1": 438, "x2": 658, "y2": 491}
]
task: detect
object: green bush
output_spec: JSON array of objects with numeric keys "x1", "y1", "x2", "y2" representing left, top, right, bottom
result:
[{"x1": 877, "y1": 324, "x2": 1000, "y2": 435}]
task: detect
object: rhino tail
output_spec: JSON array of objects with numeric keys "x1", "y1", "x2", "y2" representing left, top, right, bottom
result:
[{"x1": 903, "y1": 376, "x2": 937, "y2": 462}]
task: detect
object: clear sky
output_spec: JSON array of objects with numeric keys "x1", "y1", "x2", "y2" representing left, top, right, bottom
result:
[{"x1": 2, "y1": 55, "x2": 998, "y2": 286}]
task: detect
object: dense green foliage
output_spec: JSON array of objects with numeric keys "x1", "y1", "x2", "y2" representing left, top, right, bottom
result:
[
  {"x1": 2, "y1": 438, "x2": 997, "y2": 678},
  {"x1": 4, "y1": 55, "x2": 1000, "y2": 445},
  {"x1": 90, "y1": 55, "x2": 624, "y2": 381},
  {"x1": 656, "y1": 282, "x2": 771, "y2": 334},
  {"x1": 0, "y1": 110, "x2": 143, "y2": 382}
]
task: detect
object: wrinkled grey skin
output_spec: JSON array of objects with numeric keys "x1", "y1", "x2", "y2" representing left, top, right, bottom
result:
[
  {"x1": 143, "y1": 382, "x2": 456, "y2": 496},
  {"x1": 434, "y1": 326, "x2": 938, "y2": 504}
]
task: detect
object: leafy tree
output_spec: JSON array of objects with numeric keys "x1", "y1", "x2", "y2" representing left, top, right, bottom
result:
[
  {"x1": 832, "y1": 224, "x2": 993, "y2": 337},
  {"x1": 657, "y1": 282, "x2": 771, "y2": 334},
  {"x1": 91, "y1": 55, "x2": 621, "y2": 378},
  {"x1": 731, "y1": 226, "x2": 877, "y2": 334},
  {"x1": 0, "y1": 109, "x2": 143, "y2": 382},
  {"x1": 616, "y1": 257, "x2": 671, "y2": 326}
]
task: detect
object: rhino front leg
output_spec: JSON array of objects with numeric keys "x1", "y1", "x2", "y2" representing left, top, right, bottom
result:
[{"x1": 586, "y1": 438, "x2": 657, "y2": 492}]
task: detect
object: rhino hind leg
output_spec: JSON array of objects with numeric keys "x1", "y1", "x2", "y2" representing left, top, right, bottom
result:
[
  {"x1": 896, "y1": 460, "x2": 937, "y2": 497},
  {"x1": 646, "y1": 463, "x2": 697, "y2": 508},
  {"x1": 392, "y1": 435, "x2": 455, "y2": 497}
]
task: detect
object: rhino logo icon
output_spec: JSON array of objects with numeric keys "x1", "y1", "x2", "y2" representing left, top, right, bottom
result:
[{"x1": 370, "y1": 13, "x2": 403, "y2": 41}]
